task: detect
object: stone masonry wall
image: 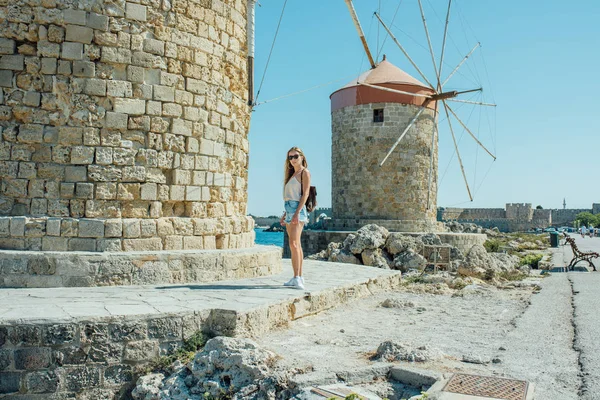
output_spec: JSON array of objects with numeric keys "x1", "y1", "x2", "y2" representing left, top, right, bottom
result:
[
  {"x1": 0, "y1": 0, "x2": 253, "y2": 252},
  {"x1": 331, "y1": 102, "x2": 437, "y2": 230}
]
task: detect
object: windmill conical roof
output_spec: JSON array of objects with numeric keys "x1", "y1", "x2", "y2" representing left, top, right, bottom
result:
[{"x1": 340, "y1": 58, "x2": 430, "y2": 90}]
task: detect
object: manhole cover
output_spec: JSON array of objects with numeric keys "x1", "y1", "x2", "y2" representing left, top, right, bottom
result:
[{"x1": 443, "y1": 373, "x2": 528, "y2": 400}]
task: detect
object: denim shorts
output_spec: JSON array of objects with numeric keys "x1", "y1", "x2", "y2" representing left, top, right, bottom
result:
[{"x1": 284, "y1": 200, "x2": 309, "y2": 224}]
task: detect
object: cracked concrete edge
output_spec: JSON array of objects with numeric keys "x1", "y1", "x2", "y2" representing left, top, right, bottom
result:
[{"x1": 229, "y1": 272, "x2": 403, "y2": 338}]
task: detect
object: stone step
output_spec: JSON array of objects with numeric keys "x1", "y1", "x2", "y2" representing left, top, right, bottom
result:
[
  {"x1": 0, "y1": 260, "x2": 401, "y2": 398},
  {"x1": 0, "y1": 245, "x2": 282, "y2": 288}
]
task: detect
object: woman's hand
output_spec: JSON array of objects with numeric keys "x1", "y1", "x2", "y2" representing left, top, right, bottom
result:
[
  {"x1": 291, "y1": 213, "x2": 300, "y2": 225},
  {"x1": 280, "y1": 213, "x2": 286, "y2": 226}
]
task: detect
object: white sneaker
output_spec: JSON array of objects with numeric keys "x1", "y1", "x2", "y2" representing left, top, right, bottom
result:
[
  {"x1": 283, "y1": 277, "x2": 297, "y2": 287},
  {"x1": 293, "y1": 277, "x2": 305, "y2": 290}
]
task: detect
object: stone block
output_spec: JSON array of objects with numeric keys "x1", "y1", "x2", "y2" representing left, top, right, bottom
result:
[
  {"x1": 63, "y1": 366, "x2": 101, "y2": 392},
  {"x1": 42, "y1": 237, "x2": 68, "y2": 251},
  {"x1": 73, "y1": 60, "x2": 95, "y2": 77},
  {"x1": 101, "y1": 47, "x2": 132, "y2": 64},
  {"x1": 68, "y1": 238, "x2": 96, "y2": 251},
  {"x1": 0, "y1": 38, "x2": 15, "y2": 55},
  {"x1": 153, "y1": 85, "x2": 174, "y2": 101},
  {"x1": 170, "y1": 185, "x2": 185, "y2": 201},
  {"x1": 107, "y1": 80, "x2": 132, "y2": 97},
  {"x1": 183, "y1": 236, "x2": 203, "y2": 249},
  {"x1": 122, "y1": 218, "x2": 141, "y2": 238},
  {"x1": 15, "y1": 347, "x2": 52, "y2": 370},
  {"x1": 71, "y1": 146, "x2": 95, "y2": 164},
  {"x1": 104, "y1": 219, "x2": 123, "y2": 237},
  {"x1": 93, "y1": 148, "x2": 112, "y2": 166},
  {"x1": 186, "y1": 186, "x2": 201, "y2": 201},
  {"x1": 0, "y1": 55, "x2": 24, "y2": 71},
  {"x1": 164, "y1": 235, "x2": 183, "y2": 250},
  {"x1": 123, "y1": 340, "x2": 158, "y2": 361},
  {"x1": 64, "y1": 9, "x2": 87, "y2": 26},
  {"x1": 172, "y1": 118, "x2": 192, "y2": 136},
  {"x1": 88, "y1": 12, "x2": 109, "y2": 31},
  {"x1": 114, "y1": 98, "x2": 146, "y2": 115},
  {"x1": 0, "y1": 349, "x2": 10, "y2": 371},
  {"x1": 76, "y1": 182, "x2": 94, "y2": 199},
  {"x1": 62, "y1": 42, "x2": 84, "y2": 60},
  {"x1": 17, "y1": 124, "x2": 44, "y2": 144},
  {"x1": 126, "y1": 3, "x2": 147, "y2": 21},
  {"x1": 25, "y1": 370, "x2": 59, "y2": 394},
  {"x1": 64, "y1": 166, "x2": 87, "y2": 182},
  {"x1": 105, "y1": 112, "x2": 128, "y2": 130},
  {"x1": 143, "y1": 39, "x2": 165, "y2": 55},
  {"x1": 8, "y1": 325, "x2": 41, "y2": 346},
  {"x1": 40, "y1": 57, "x2": 57, "y2": 74},
  {"x1": 140, "y1": 183, "x2": 157, "y2": 200},
  {"x1": 95, "y1": 182, "x2": 117, "y2": 200},
  {"x1": 10, "y1": 217, "x2": 25, "y2": 237},
  {"x1": 23, "y1": 91, "x2": 41, "y2": 107},
  {"x1": 140, "y1": 220, "x2": 157, "y2": 237},
  {"x1": 104, "y1": 365, "x2": 133, "y2": 385},
  {"x1": 58, "y1": 60, "x2": 72, "y2": 75},
  {"x1": 109, "y1": 322, "x2": 147, "y2": 341},
  {"x1": 84, "y1": 78, "x2": 107, "y2": 96},
  {"x1": 97, "y1": 238, "x2": 122, "y2": 251},
  {"x1": 0, "y1": 372, "x2": 20, "y2": 394},
  {"x1": 78, "y1": 219, "x2": 104, "y2": 238},
  {"x1": 0, "y1": 70, "x2": 13, "y2": 87},
  {"x1": 0, "y1": 218, "x2": 9, "y2": 235},
  {"x1": 66, "y1": 25, "x2": 94, "y2": 44},
  {"x1": 127, "y1": 65, "x2": 145, "y2": 83},
  {"x1": 122, "y1": 238, "x2": 162, "y2": 251}
]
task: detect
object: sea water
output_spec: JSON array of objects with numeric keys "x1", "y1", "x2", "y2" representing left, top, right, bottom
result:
[{"x1": 254, "y1": 228, "x2": 284, "y2": 247}]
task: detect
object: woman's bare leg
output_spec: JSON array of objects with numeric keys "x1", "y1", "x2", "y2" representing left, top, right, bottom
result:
[{"x1": 286, "y1": 223, "x2": 303, "y2": 277}]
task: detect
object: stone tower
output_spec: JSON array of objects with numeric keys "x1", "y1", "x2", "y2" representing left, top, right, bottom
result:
[
  {"x1": 330, "y1": 58, "x2": 439, "y2": 232},
  {"x1": 0, "y1": 0, "x2": 280, "y2": 287}
]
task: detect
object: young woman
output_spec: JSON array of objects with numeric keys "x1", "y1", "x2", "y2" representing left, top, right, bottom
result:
[{"x1": 280, "y1": 147, "x2": 310, "y2": 289}]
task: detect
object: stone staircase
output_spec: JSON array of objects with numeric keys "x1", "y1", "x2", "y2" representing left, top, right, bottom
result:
[{"x1": 0, "y1": 255, "x2": 402, "y2": 398}]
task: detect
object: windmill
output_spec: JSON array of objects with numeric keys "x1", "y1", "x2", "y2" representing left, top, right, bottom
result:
[{"x1": 342, "y1": 0, "x2": 496, "y2": 206}]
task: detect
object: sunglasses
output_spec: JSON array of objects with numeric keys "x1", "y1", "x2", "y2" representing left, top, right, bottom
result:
[{"x1": 288, "y1": 154, "x2": 300, "y2": 160}]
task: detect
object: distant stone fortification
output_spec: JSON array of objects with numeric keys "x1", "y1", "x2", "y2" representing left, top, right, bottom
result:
[{"x1": 438, "y1": 203, "x2": 600, "y2": 232}]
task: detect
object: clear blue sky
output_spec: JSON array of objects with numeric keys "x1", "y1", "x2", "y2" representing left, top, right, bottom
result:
[{"x1": 247, "y1": 0, "x2": 600, "y2": 217}]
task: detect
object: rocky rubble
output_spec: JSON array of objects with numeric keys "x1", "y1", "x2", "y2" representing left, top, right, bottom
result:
[
  {"x1": 132, "y1": 337, "x2": 295, "y2": 400},
  {"x1": 373, "y1": 340, "x2": 444, "y2": 362},
  {"x1": 308, "y1": 224, "x2": 522, "y2": 281},
  {"x1": 444, "y1": 221, "x2": 500, "y2": 236}
]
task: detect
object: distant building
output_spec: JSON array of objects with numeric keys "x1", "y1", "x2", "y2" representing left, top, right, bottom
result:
[{"x1": 437, "y1": 203, "x2": 600, "y2": 232}]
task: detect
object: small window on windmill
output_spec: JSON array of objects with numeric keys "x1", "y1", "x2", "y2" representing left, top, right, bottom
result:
[{"x1": 373, "y1": 108, "x2": 384, "y2": 123}]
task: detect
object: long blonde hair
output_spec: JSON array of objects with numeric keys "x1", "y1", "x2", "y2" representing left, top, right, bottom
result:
[{"x1": 283, "y1": 147, "x2": 308, "y2": 185}]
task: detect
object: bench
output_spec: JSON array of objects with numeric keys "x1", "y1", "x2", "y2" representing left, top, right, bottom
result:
[{"x1": 563, "y1": 233, "x2": 599, "y2": 271}]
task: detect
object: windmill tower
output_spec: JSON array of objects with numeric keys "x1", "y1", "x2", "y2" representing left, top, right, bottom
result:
[
  {"x1": 330, "y1": 0, "x2": 496, "y2": 233},
  {"x1": 330, "y1": 57, "x2": 440, "y2": 232}
]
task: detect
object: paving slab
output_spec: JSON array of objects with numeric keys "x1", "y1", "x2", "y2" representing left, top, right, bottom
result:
[{"x1": 0, "y1": 260, "x2": 402, "y2": 332}]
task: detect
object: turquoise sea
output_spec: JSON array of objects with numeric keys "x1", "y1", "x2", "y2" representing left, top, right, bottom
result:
[{"x1": 254, "y1": 228, "x2": 284, "y2": 247}]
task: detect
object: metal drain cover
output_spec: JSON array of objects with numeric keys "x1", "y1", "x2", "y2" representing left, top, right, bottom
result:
[{"x1": 442, "y1": 373, "x2": 528, "y2": 400}]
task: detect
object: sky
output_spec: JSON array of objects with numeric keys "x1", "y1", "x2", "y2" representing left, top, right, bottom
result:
[{"x1": 246, "y1": 0, "x2": 600, "y2": 217}]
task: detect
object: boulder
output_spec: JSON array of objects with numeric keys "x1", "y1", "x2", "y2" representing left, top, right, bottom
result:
[
  {"x1": 132, "y1": 337, "x2": 294, "y2": 400},
  {"x1": 384, "y1": 233, "x2": 421, "y2": 255},
  {"x1": 374, "y1": 340, "x2": 443, "y2": 362},
  {"x1": 392, "y1": 250, "x2": 426, "y2": 272},
  {"x1": 489, "y1": 253, "x2": 519, "y2": 272},
  {"x1": 329, "y1": 248, "x2": 361, "y2": 265},
  {"x1": 458, "y1": 244, "x2": 495, "y2": 278},
  {"x1": 347, "y1": 224, "x2": 389, "y2": 254},
  {"x1": 418, "y1": 233, "x2": 442, "y2": 246},
  {"x1": 361, "y1": 248, "x2": 391, "y2": 269}
]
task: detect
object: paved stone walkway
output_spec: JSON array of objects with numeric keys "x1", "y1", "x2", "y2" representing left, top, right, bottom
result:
[{"x1": 0, "y1": 260, "x2": 400, "y2": 325}]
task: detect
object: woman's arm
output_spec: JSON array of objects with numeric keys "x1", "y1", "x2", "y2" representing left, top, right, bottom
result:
[{"x1": 294, "y1": 169, "x2": 311, "y2": 218}]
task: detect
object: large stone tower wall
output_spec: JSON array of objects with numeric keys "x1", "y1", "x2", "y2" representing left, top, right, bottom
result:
[
  {"x1": 331, "y1": 102, "x2": 439, "y2": 232},
  {"x1": 0, "y1": 0, "x2": 254, "y2": 252}
]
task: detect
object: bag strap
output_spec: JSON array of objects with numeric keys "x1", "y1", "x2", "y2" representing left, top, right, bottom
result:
[{"x1": 300, "y1": 168, "x2": 304, "y2": 196}]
